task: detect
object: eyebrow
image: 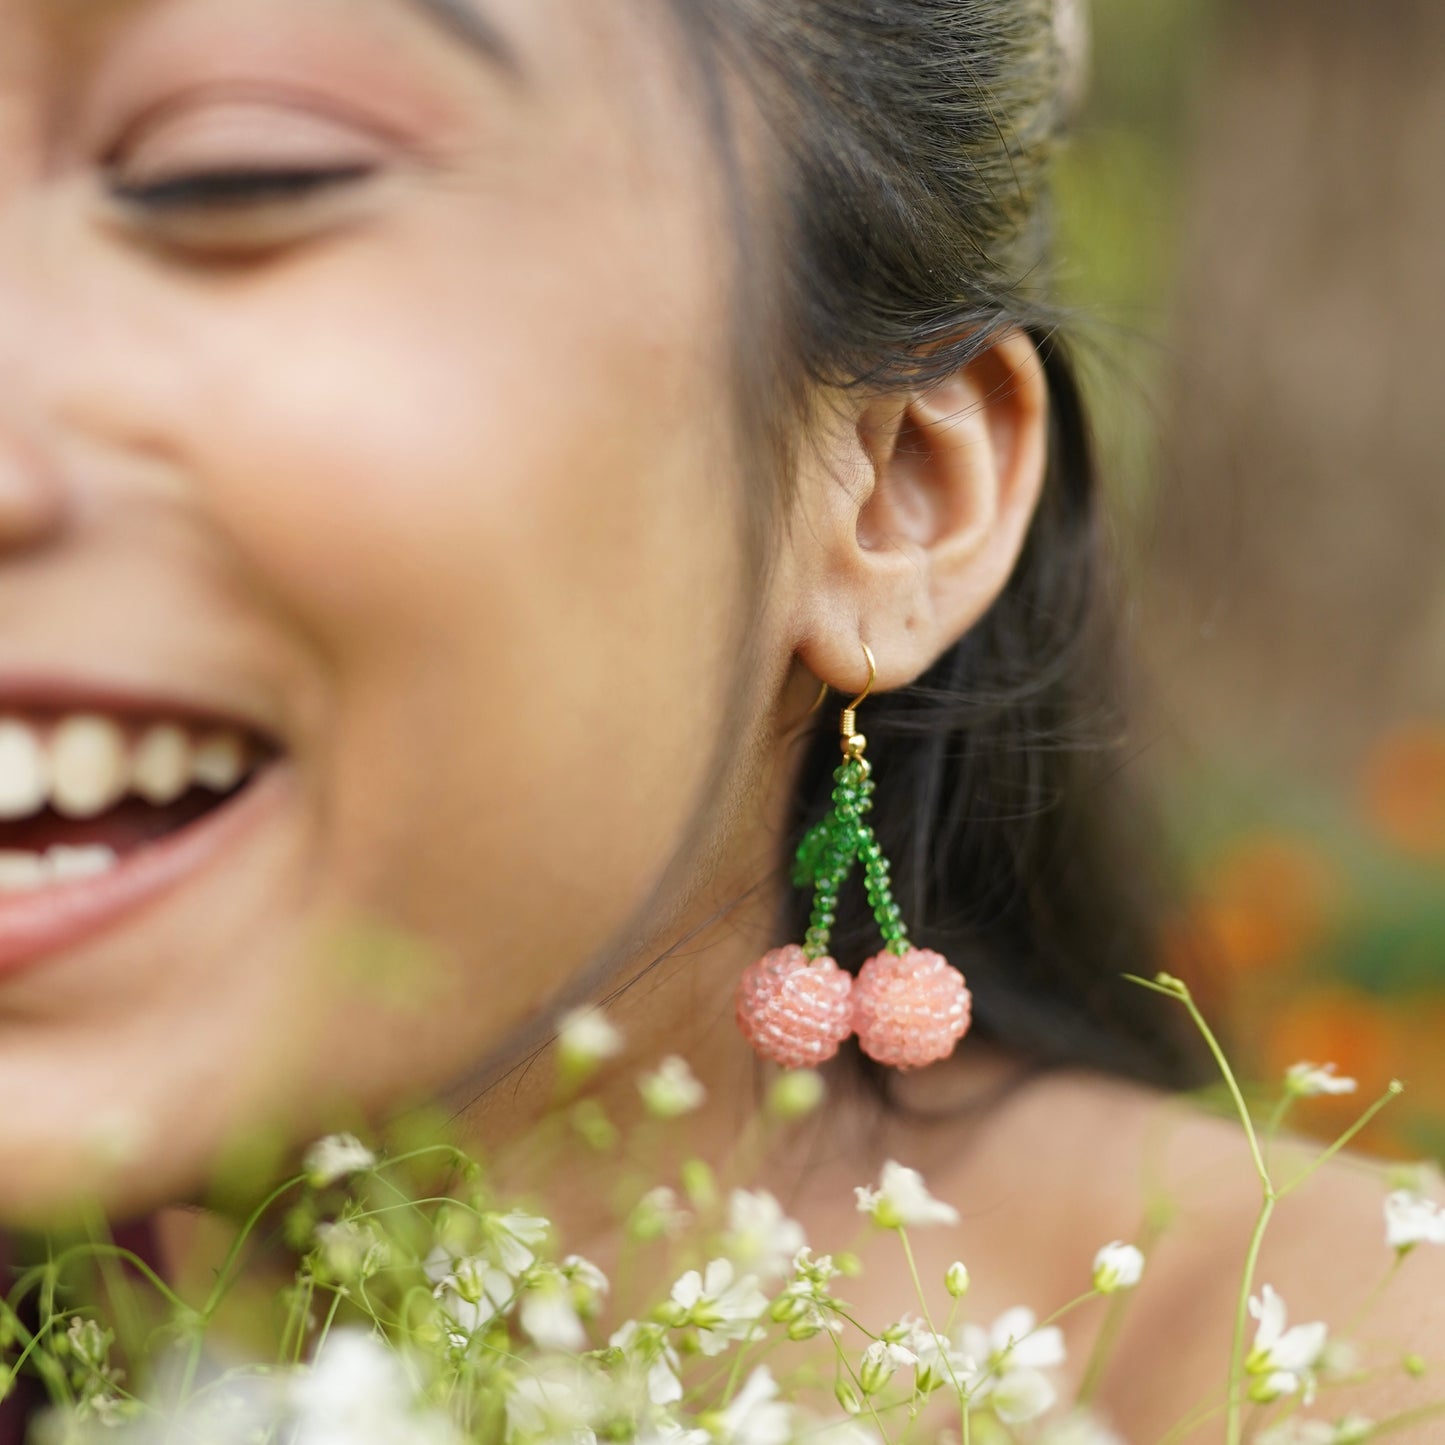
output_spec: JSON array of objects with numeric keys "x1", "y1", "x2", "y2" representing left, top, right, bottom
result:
[{"x1": 399, "y1": 0, "x2": 523, "y2": 78}]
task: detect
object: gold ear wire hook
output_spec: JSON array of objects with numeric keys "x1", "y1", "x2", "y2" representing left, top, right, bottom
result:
[{"x1": 840, "y1": 641, "x2": 875, "y2": 764}]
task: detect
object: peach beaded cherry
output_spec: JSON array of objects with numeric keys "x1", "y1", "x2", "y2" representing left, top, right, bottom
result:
[
  {"x1": 851, "y1": 946, "x2": 972, "y2": 1070},
  {"x1": 734, "y1": 944, "x2": 855, "y2": 1068}
]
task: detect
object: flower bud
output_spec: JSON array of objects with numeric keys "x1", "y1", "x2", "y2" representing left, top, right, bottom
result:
[
  {"x1": 767, "y1": 1070, "x2": 826, "y2": 1120},
  {"x1": 834, "y1": 1380, "x2": 863, "y2": 1416},
  {"x1": 1091, "y1": 1240, "x2": 1145, "y2": 1294},
  {"x1": 681, "y1": 1159, "x2": 717, "y2": 1210},
  {"x1": 859, "y1": 1340, "x2": 915, "y2": 1396},
  {"x1": 769, "y1": 1288, "x2": 811, "y2": 1324},
  {"x1": 945, "y1": 1261, "x2": 970, "y2": 1298}
]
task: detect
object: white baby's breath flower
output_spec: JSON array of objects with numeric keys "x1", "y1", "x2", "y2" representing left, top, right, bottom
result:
[
  {"x1": 900, "y1": 1321, "x2": 971, "y2": 1395},
  {"x1": 944, "y1": 1261, "x2": 970, "y2": 1298},
  {"x1": 722, "y1": 1190, "x2": 807, "y2": 1280},
  {"x1": 1091, "y1": 1240, "x2": 1145, "y2": 1294},
  {"x1": 1285, "y1": 1062, "x2": 1359, "y2": 1098},
  {"x1": 950, "y1": 1306, "x2": 1066, "y2": 1416},
  {"x1": 1246, "y1": 1284, "x2": 1328, "y2": 1404},
  {"x1": 639, "y1": 1056, "x2": 707, "y2": 1118},
  {"x1": 712, "y1": 1366, "x2": 794, "y2": 1445},
  {"x1": 425, "y1": 1247, "x2": 514, "y2": 1338},
  {"x1": 854, "y1": 1161, "x2": 960, "y2": 1229},
  {"x1": 1383, "y1": 1189, "x2": 1445, "y2": 1252},
  {"x1": 960, "y1": 1306, "x2": 1066, "y2": 1375},
  {"x1": 302, "y1": 1134, "x2": 377, "y2": 1189},
  {"x1": 557, "y1": 1006, "x2": 624, "y2": 1074},
  {"x1": 560, "y1": 1254, "x2": 610, "y2": 1314},
  {"x1": 478, "y1": 1210, "x2": 552, "y2": 1276},
  {"x1": 667, "y1": 1258, "x2": 768, "y2": 1356},
  {"x1": 858, "y1": 1340, "x2": 916, "y2": 1396}
]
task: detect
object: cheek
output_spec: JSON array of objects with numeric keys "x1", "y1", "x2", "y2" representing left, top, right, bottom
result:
[{"x1": 160, "y1": 216, "x2": 747, "y2": 1038}]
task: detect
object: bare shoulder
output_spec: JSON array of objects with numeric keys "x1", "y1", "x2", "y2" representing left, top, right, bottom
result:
[{"x1": 1016, "y1": 1068, "x2": 1445, "y2": 1443}]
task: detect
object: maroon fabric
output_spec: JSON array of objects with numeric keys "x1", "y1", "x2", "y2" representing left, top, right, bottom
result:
[{"x1": 1, "y1": 1218, "x2": 163, "y2": 1445}]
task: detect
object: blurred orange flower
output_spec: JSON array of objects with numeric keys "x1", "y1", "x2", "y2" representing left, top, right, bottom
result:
[
  {"x1": 1178, "y1": 829, "x2": 1343, "y2": 976},
  {"x1": 1359, "y1": 719, "x2": 1445, "y2": 859},
  {"x1": 1262, "y1": 986, "x2": 1397, "y2": 1098}
]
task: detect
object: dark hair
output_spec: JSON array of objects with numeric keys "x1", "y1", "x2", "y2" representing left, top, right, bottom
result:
[{"x1": 669, "y1": 0, "x2": 1223, "y2": 1100}]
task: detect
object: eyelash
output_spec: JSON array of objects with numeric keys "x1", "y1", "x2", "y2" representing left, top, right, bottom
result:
[{"x1": 108, "y1": 162, "x2": 375, "y2": 213}]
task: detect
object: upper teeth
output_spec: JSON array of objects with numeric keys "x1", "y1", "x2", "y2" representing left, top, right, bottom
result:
[{"x1": 0, "y1": 715, "x2": 257, "y2": 822}]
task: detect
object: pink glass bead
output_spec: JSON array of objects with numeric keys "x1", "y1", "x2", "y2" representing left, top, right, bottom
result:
[
  {"x1": 851, "y1": 946, "x2": 972, "y2": 1070},
  {"x1": 735, "y1": 944, "x2": 855, "y2": 1069}
]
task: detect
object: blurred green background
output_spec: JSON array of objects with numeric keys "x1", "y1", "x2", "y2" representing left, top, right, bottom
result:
[{"x1": 1058, "y1": 0, "x2": 1445, "y2": 1160}]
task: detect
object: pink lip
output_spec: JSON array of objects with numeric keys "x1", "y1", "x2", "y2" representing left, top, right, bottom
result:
[
  {"x1": 0, "y1": 671, "x2": 282, "y2": 745},
  {"x1": 0, "y1": 760, "x2": 290, "y2": 980}
]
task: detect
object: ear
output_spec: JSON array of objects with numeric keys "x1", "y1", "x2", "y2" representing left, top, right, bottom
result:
[{"x1": 787, "y1": 329, "x2": 1049, "y2": 698}]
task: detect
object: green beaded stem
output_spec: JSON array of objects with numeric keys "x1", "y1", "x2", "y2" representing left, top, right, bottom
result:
[{"x1": 791, "y1": 757, "x2": 911, "y2": 959}]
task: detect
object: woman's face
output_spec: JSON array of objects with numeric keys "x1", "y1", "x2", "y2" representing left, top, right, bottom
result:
[{"x1": 0, "y1": 0, "x2": 781, "y2": 1223}]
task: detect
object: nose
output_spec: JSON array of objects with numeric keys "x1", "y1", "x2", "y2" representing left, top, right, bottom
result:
[{"x1": 0, "y1": 424, "x2": 68, "y2": 552}]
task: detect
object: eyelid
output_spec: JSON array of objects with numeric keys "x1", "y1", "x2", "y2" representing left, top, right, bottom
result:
[{"x1": 107, "y1": 90, "x2": 390, "y2": 192}]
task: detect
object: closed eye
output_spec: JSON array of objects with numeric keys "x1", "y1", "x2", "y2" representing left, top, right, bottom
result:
[{"x1": 108, "y1": 163, "x2": 377, "y2": 213}]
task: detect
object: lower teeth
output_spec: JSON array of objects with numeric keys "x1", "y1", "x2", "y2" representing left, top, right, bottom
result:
[{"x1": 0, "y1": 845, "x2": 121, "y2": 894}]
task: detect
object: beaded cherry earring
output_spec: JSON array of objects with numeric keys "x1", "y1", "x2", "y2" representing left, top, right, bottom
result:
[{"x1": 735, "y1": 642, "x2": 973, "y2": 1071}]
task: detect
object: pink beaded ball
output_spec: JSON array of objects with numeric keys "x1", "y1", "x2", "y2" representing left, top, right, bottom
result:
[
  {"x1": 735, "y1": 943, "x2": 855, "y2": 1069},
  {"x1": 851, "y1": 946, "x2": 972, "y2": 1070}
]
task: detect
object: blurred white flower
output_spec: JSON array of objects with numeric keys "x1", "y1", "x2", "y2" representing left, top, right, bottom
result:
[
  {"x1": 1091, "y1": 1241, "x2": 1145, "y2": 1294},
  {"x1": 722, "y1": 1190, "x2": 807, "y2": 1280},
  {"x1": 990, "y1": 1368, "x2": 1056, "y2": 1426},
  {"x1": 713, "y1": 1367, "x2": 794, "y2": 1445},
  {"x1": 610, "y1": 1320, "x2": 684, "y2": 1407},
  {"x1": 302, "y1": 1134, "x2": 377, "y2": 1189},
  {"x1": 806, "y1": 1421, "x2": 882, "y2": 1445},
  {"x1": 1285, "y1": 1062, "x2": 1358, "y2": 1098},
  {"x1": 519, "y1": 1267, "x2": 588, "y2": 1352},
  {"x1": 504, "y1": 1360, "x2": 606, "y2": 1444},
  {"x1": 668, "y1": 1259, "x2": 768, "y2": 1356},
  {"x1": 639, "y1": 1056, "x2": 707, "y2": 1118},
  {"x1": 314, "y1": 1219, "x2": 389, "y2": 1285},
  {"x1": 557, "y1": 1006, "x2": 624, "y2": 1074},
  {"x1": 626, "y1": 1186, "x2": 692, "y2": 1243},
  {"x1": 1256, "y1": 1416, "x2": 1373, "y2": 1445},
  {"x1": 1245, "y1": 1284, "x2": 1328, "y2": 1404},
  {"x1": 1036, "y1": 1409, "x2": 1127, "y2": 1445},
  {"x1": 854, "y1": 1161, "x2": 960, "y2": 1229},
  {"x1": 289, "y1": 1328, "x2": 464, "y2": 1445},
  {"x1": 1384, "y1": 1189, "x2": 1445, "y2": 1252}
]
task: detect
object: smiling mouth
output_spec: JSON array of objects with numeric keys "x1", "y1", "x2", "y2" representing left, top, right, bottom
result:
[{"x1": 0, "y1": 707, "x2": 287, "y2": 976}]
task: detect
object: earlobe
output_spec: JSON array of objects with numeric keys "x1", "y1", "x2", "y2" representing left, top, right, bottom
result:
[{"x1": 791, "y1": 330, "x2": 1050, "y2": 699}]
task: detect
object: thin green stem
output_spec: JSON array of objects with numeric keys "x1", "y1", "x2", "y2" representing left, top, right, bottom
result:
[
  {"x1": 896, "y1": 1229, "x2": 969, "y2": 1441},
  {"x1": 1226, "y1": 1193, "x2": 1275, "y2": 1445},
  {"x1": 1275, "y1": 1085, "x2": 1404, "y2": 1199}
]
